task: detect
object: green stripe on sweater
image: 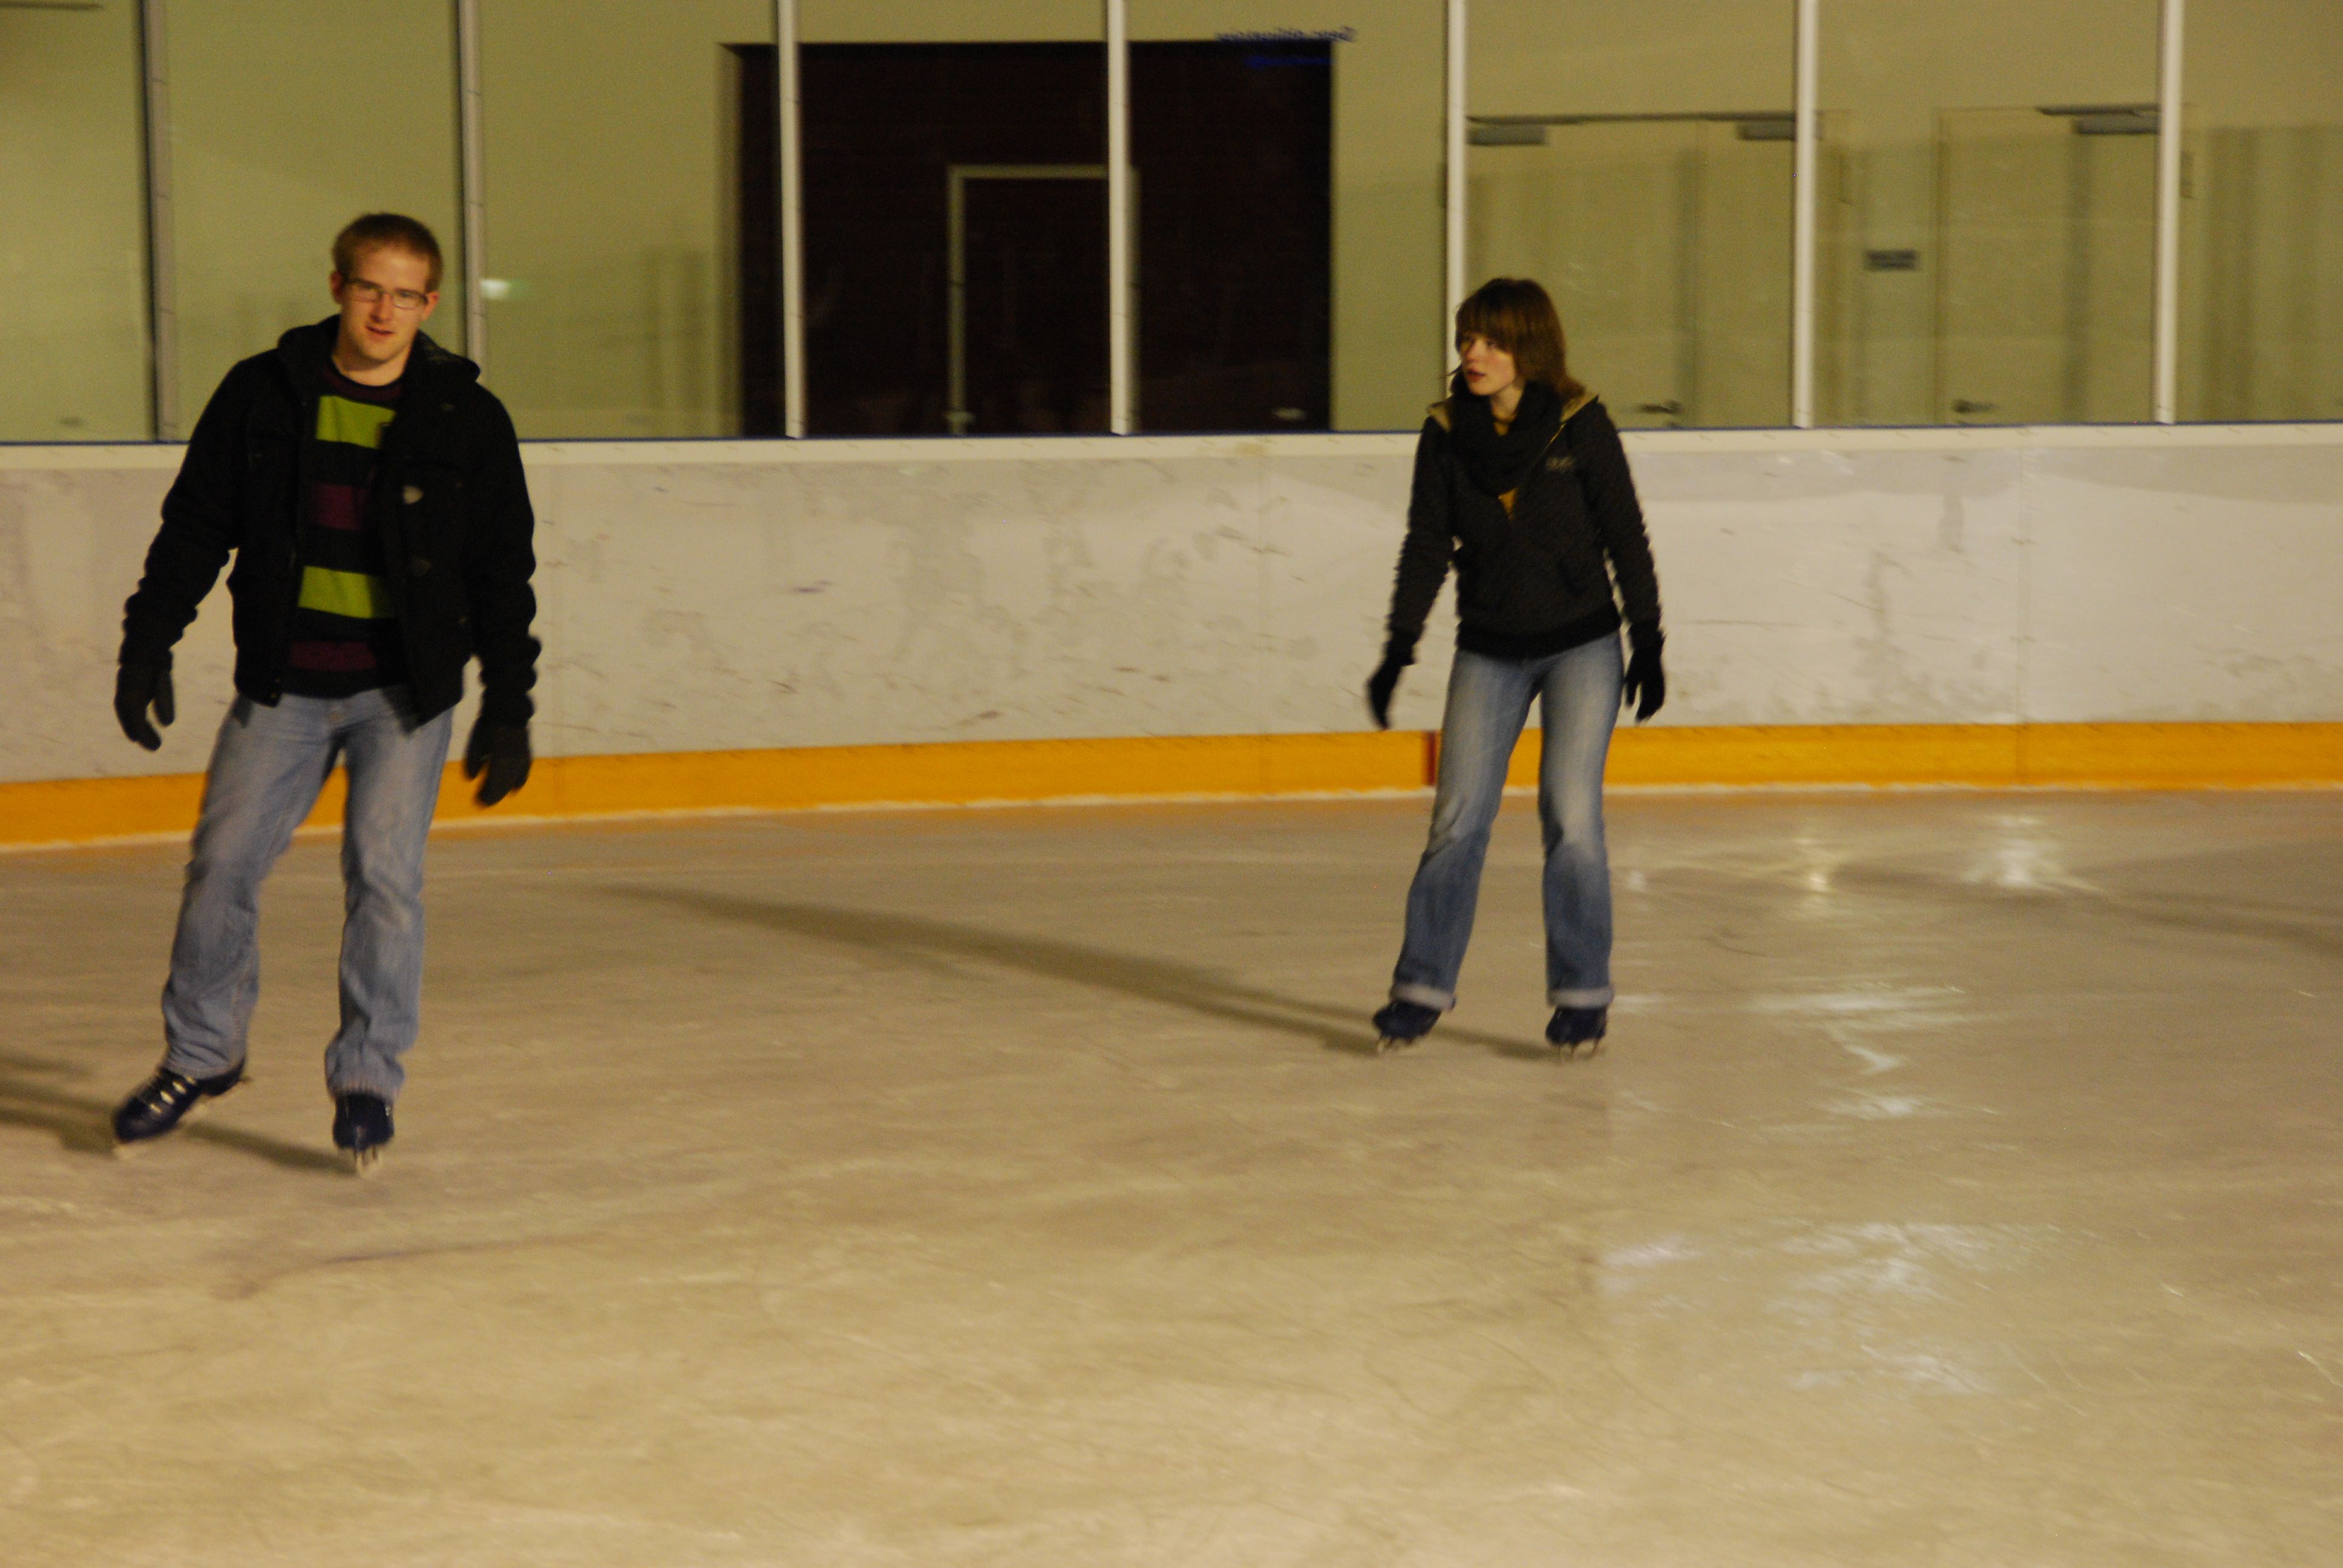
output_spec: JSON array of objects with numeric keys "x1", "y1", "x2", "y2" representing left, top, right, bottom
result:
[
  {"x1": 316, "y1": 394, "x2": 396, "y2": 448},
  {"x1": 298, "y1": 566, "x2": 393, "y2": 619}
]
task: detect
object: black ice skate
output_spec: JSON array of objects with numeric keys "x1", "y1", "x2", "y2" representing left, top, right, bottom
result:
[
  {"x1": 332, "y1": 1093, "x2": 394, "y2": 1176},
  {"x1": 1546, "y1": 1005, "x2": 1608, "y2": 1058},
  {"x1": 1372, "y1": 999, "x2": 1442, "y2": 1054},
  {"x1": 111, "y1": 1061, "x2": 246, "y2": 1152}
]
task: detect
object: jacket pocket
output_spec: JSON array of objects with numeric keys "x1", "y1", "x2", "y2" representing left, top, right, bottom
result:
[{"x1": 1523, "y1": 473, "x2": 1604, "y2": 598}]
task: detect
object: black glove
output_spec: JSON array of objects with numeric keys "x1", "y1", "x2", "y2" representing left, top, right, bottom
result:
[
  {"x1": 114, "y1": 661, "x2": 175, "y2": 751},
  {"x1": 1622, "y1": 622, "x2": 1665, "y2": 723},
  {"x1": 463, "y1": 717, "x2": 531, "y2": 807},
  {"x1": 1365, "y1": 648, "x2": 1409, "y2": 730}
]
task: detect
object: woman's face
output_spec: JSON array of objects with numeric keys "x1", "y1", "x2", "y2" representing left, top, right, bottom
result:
[{"x1": 1457, "y1": 333, "x2": 1518, "y2": 400}]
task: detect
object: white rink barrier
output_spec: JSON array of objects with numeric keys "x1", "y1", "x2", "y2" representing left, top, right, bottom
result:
[{"x1": 4, "y1": 423, "x2": 2341, "y2": 791}]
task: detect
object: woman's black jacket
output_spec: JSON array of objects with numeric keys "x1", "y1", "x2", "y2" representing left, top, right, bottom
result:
[
  {"x1": 119, "y1": 319, "x2": 540, "y2": 726},
  {"x1": 1383, "y1": 391, "x2": 1661, "y2": 664}
]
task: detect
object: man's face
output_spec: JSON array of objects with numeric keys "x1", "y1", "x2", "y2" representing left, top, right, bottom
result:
[{"x1": 330, "y1": 246, "x2": 438, "y2": 371}]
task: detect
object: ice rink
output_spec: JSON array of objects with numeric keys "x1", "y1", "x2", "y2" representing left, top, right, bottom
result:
[{"x1": 4, "y1": 789, "x2": 2339, "y2": 1566}]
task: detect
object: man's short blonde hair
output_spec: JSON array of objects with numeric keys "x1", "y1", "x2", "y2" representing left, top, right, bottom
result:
[{"x1": 332, "y1": 212, "x2": 444, "y2": 293}]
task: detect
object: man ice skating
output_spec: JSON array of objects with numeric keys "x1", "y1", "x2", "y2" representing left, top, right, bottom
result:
[{"x1": 110, "y1": 213, "x2": 539, "y2": 1173}]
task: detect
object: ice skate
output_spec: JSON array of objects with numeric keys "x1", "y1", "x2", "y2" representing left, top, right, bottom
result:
[
  {"x1": 111, "y1": 1062, "x2": 245, "y2": 1154},
  {"x1": 332, "y1": 1093, "x2": 394, "y2": 1177},
  {"x1": 1372, "y1": 1000, "x2": 1441, "y2": 1054},
  {"x1": 1545, "y1": 1005, "x2": 1607, "y2": 1058}
]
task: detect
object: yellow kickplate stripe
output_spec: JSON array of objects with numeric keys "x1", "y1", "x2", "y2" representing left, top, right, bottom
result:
[
  {"x1": 315, "y1": 394, "x2": 396, "y2": 448},
  {"x1": 7, "y1": 724, "x2": 2342, "y2": 848},
  {"x1": 298, "y1": 566, "x2": 393, "y2": 619},
  {"x1": 425, "y1": 731, "x2": 1431, "y2": 823}
]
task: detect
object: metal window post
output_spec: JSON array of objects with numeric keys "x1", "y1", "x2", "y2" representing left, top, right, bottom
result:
[
  {"x1": 1107, "y1": 0, "x2": 1132, "y2": 433},
  {"x1": 1791, "y1": 0, "x2": 1819, "y2": 428},
  {"x1": 1445, "y1": 0, "x2": 1467, "y2": 345},
  {"x1": 2154, "y1": 0, "x2": 2185, "y2": 423},
  {"x1": 778, "y1": 0, "x2": 805, "y2": 437},
  {"x1": 456, "y1": 0, "x2": 487, "y2": 370},
  {"x1": 137, "y1": 0, "x2": 178, "y2": 440}
]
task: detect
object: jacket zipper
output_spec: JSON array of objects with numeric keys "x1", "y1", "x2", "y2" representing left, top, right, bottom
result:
[{"x1": 269, "y1": 384, "x2": 313, "y2": 699}]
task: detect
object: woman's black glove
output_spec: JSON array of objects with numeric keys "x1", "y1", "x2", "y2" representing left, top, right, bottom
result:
[
  {"x1": 114, "y1": 660, "x2": 175, "y2": 751},
  {"x1": 1365, "y1": 648, "x2": 1409, "y2": 730},
  {"x1": 1622, "y1": 623, "x2": 1665, "y2": 722},
  {"x1": 464, "y1": 717, "x2": 532, "y2": 807}
]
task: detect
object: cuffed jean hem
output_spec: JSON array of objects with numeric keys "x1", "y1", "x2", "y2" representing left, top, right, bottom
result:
[
  {"x1": 1548, "y1": 985, "x2": 1616, "y2": 1008},
  {"x1": 326, "y1": 1071, "x2": 404, "y2": 1101},
  {"x1": 1390, "y1": 982, "x2": 1455, "y2": 1011}
]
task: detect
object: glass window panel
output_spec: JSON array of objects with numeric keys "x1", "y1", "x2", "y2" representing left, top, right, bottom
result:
[
  {"x1": 479, "y1": 0, "x2": 773, "y2": 439},
  {"x1": 0, "y1": 0, "x2": 150, "y2": 441},
  {"x1": 167, "y1": 1, "x2": 462, "y2": 428},
  {"x1": 1132, "y1": 2, "x2": 1444, "y2": 433},
  {"x1": 1817, "y1": 2, "x2": 2160, "y2": 425},
  {"x1": 795, "y1": 2, "x2": 1106, "y2": 436},
  {"x1": 1469, "y1": 1, "x2": 1794, "y2": 431},
  {"x1": 2178, "y1": 1, "x2": 2343, "y2": 422}
]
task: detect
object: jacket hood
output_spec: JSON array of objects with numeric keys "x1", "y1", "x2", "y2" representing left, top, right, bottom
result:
[{"x1": 274, "y1": 316, "x2": 482, "y2": 391}]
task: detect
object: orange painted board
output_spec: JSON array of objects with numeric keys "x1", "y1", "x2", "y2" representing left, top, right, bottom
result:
[{"x1": 8, "y1": 724, "x2": 2341, "y2": 850}]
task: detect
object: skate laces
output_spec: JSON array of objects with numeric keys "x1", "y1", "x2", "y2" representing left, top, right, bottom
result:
[{"x1": 138, "y1": 1071, "x2": 197, "y2": 1110}]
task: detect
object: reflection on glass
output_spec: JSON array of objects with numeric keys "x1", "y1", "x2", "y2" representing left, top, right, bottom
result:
[
  {"x1": 0, "y1": 0, "x2": 151, "y2": 440},
  {"x1": 1135, "y1": 2, "x2": 1444, "y2": 433},
  {"x1": 1817, "y1": 1, "x2": 2160, "y2": 425},
  {"x1": 1468, "y1": 1, "x2": 1794, "y2": 430},
  {"x1": 480, "y1": 0, "x2": 771, "y2": 439},
  {"x1": 168, "y1": 0, "x2": 461, "y2": 425},
  {"x1": 2179, "y1": 1, "x2": 2343, "y2": 422}
]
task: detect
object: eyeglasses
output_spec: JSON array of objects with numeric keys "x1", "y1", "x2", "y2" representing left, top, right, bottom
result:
[{"x1": 344, "y1": 278, "x2": 431, "y2": 312}]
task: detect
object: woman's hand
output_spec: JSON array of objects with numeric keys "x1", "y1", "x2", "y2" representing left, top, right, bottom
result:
[
  {"x1": 1366, "y1": 650, "x2": 1409, "y2": 729},
  {"x1": 1623, "y1": 623, "x2": 1665, "y2": 722}
]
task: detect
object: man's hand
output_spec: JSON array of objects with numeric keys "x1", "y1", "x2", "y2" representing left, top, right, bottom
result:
[
  {"x1": 463, "y1": 717, "x2": 531, "y2": 807},
  {"x1": 114, "y1": 662, "x2": 175, "y2": 751},
  {"x1": 1365, "y1": 651, "x2": 1409, "y2": 730},
  {"x1": 1622, "y1": 622, "x2": 1665, "y2": 723}
]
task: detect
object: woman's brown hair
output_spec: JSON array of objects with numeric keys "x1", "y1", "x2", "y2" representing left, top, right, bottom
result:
[{"x1": 1453, "y1": 277, "x2": 1585, "y2": 404}]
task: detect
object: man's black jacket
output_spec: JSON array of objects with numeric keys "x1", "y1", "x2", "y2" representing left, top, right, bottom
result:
[
  {"x1": 1384, "y1": 391, "x2": 1662, "y2": 664},
  {"x1": 120, "y1": 319, "x2": 539, "y2": 726}
]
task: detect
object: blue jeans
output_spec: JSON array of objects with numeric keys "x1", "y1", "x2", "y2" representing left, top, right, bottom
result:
[
  {"x1": 161, "y1": 688, "x2": 453, "y2": 1101},
  {"x1": 1391, "y1": 639, "x2": 1622, "y2": 1012}
]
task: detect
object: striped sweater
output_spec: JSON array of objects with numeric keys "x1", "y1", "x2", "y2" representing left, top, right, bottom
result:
[{"x1": 283, "y1": 364, "x2": 407, "y2": 696}]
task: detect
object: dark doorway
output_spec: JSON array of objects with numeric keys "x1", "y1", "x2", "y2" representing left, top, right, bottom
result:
[
  {"x1": 960, "y1": 174, "x2": 1110, "y2": 434},
  {"x1": 732, "y1": 43, "x2": 781, "y2": 437},
  {"x1": 734, "y1": 41, "x2": 1332, "y2": 435},
  {"x1": 1127, "y1": 41, "x2": 1332, "y2": 433}
]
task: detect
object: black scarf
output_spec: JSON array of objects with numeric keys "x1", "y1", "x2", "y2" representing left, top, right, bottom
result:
[{"x1": 1446, "y1": 371, "x2": 1564, "y2": 497}]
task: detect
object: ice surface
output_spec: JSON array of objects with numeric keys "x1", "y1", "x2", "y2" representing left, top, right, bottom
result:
[{"x1": 4, "y1": 792, "x2": 2340, "y2": 1565}]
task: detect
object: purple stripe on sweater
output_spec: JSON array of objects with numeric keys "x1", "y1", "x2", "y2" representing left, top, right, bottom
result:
[
  {"x1": 312, "y1": 482, "x2": 369, "y2": 532},
  {"x1": 287, "y1": 640, "x2": 381, "y2": 673}
]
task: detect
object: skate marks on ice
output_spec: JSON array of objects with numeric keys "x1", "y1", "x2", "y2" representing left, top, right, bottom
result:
[
  {"x1": 1826, "y1": 838, "x2": 2343, "y2": 967},
  {"x1": 609, "y1": 888, "x2": 1562, "y2": 1060},
  {"x1": 0, "y1": 1048, "x2": 342, "y2": 1172}
]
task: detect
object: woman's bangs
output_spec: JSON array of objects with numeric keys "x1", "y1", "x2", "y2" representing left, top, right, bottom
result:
[{"x1": 1454, "y1": 299, "x2": 1518, "y2": 354}]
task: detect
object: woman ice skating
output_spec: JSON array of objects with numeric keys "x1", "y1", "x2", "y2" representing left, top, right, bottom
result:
[{"x1": 1365, "y1": 277, "x2": 1663, "y2": 1057}]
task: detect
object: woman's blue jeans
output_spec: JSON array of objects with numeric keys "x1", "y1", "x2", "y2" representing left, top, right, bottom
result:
[
  {"x1": 160, "y1": 688, "x2": 453, "y2": 1102},
  {"x1": 1391, "y1": 638, "x2": 1622, "y2": 1013}
]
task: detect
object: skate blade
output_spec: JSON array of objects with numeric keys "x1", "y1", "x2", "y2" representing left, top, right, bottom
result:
[
  {"x1": 344, "y1": 1145, "x2": 386, "y2": 1178},
  {"x1": 1375, "y1": 1034, "x2": 1424, "y2": 1056}
]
